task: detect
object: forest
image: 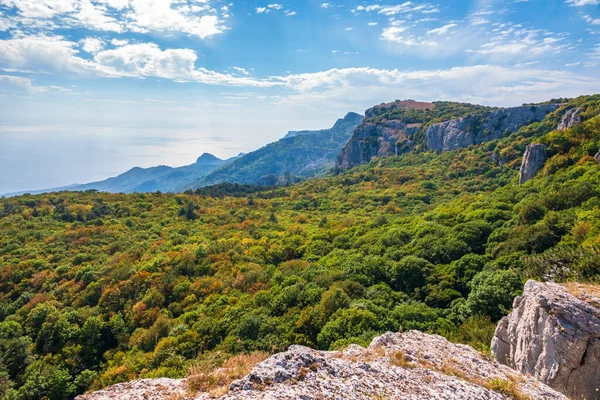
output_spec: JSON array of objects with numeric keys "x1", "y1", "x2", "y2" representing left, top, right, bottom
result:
[{"x1": 0, "y1": 95, "x2": 599, "y2": 400}]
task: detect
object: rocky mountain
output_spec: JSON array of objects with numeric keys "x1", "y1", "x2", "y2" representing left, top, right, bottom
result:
[
  {"x1": 492, "y1": 280, "x2": 600, "y2": 400},
  {"x1": 3, "y1": 153, "x2": 239, "y2": 196},
  {"x1": 77, "y1": 330, "x2": 565, "y2": 400},
  {"x1": 185, "y1": 112, "x2": 363, "y2": 189},
  {"x1": 335, "y1": 100, "x2": 563, "y2": 172},
  {"x1": 335, "y1": 100, "x2": 496, "y2": 172}
]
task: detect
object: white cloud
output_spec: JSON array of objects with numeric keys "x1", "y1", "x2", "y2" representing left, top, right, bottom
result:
[
  {"x1": 0, "y1": 74, "x2": 47, "y2": 93},
  {"x1": 285, "y1": 10, "x2": 296, "y2": 16},
  {"x1": 583, "y1": 15, "x2": 600, "y2": 25},
  {"x1": 428, "y1": 23, "x2": 457, "y2": 35},
  {"x1": 256, "y1": 7, "x2": 267, "y2": 13},
  {"x1": 1, "y1": 0, "x2": 77, "y2": 18},
  {"x1": 566, "y1": 0, "x2": 600, "y2": 5},
  {"x1": 0, "y1": 0, "x2": 227, "y2": 39},
  {"x1": 81, "y1": 37, "x2": 105, "y2": 53},
  {"x1": 127, "y1": 0, "x2": 224, "y2": 39},
  {"x1": 75, "y1": 0, "x2": 122, "y2": 32},
  {"x1": 321, "y1": 3, "x2": 331, "y2": 8},
  {"x1": 0, "y1": 34, "x2": 278, "y2": 87},
  {"x1": 111, "y1": 38, "x2": 129, "y2": 46},
  {"x1": 353, "y1": 2, "x2": 440, "y2": 16}
]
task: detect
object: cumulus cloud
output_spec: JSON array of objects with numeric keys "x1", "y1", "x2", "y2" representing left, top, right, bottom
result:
[
  {"x1": 80, "y1": 37, "x2": 105, "y2": 53},
  {"x1": 0, "y1": 0, "x2": 227, "y2": 39}
]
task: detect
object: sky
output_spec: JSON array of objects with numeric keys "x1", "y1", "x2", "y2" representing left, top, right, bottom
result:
[{"x1": 0, "y1": 0, "x2": 599, "y2": 193}]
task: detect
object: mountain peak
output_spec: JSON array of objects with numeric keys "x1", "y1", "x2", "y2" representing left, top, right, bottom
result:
[{"x1": 196, "y1": 153, "x2": 221, "y2": 164}]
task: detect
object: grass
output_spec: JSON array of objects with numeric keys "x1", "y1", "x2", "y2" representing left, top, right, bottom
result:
[
  {"x1": 389, "y1": 350, "x2": 413, "y2": 369},
  {"x1": 563, "y1": 282, "x2": 600, "y2": 308},
  {"x1": 484, "y1": 377, "x2": 530, "y2": 400},
  {"x1": 187, "y1": 351, "x2": 269, "y2": 397}
]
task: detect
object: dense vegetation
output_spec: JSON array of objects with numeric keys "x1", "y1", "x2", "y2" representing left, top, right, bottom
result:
[{"x1": 1, "y1": 96, "x2": 599, "y2": 400}]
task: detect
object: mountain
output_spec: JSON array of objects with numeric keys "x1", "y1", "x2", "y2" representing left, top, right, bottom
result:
[
  {"x1": 335, "y1": 100, "x2": 561, "y2": 172},
  {"x1": 1, "y1": 95, "x2": 600, "y2": 400},
  {"x1": 184, "y1": 112, "x2": 363, "y2": 189},
  {"x1": 3, "y1": 153, "x2": 238, "y2": 196}
]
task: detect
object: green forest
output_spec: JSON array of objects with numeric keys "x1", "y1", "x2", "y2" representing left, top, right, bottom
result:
[{"x1": 1, "y1": 95, "x2": 599, "y2": 400}]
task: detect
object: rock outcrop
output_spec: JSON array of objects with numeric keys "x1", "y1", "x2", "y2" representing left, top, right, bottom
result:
[
  {"x1": 595, "y1": 151, "x2": 600, "y2": 164},
  {"x1": 79, "y1": 331, "x2": 566, "y2": 400},
  {"x1": 335, "y1": 120, "x2": 420, "y2": 172},
  {"x1": 519, "y1": 143, "x2": 546, "y2": 184},
  {"x1": 558, "y1": 107, "x2": 583, "y2": 130},
  {"x1": 425, "y1": 104, "x2": 559, "y2": 151},
  {"x1": 75, "y1": 378, "x2": 191, "y2": 400},
  {"x1": 492, "y1": 280, "x2": 600, "y2": 400}
]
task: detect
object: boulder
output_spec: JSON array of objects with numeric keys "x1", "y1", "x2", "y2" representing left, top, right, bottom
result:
[
  {"x1": 519, "y1": 143, "x2": 546, "y2": 184},
  {"x1": 492, "y1": 280, "x2": 600, "y2": 400},
  {"x1": 558, "y1": 107, "x2": 583, "y2": 131}
]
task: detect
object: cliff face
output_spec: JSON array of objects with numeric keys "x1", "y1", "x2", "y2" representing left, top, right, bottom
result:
[
  {"x1": 78, "y1": 331, "x2": 565, "y2": 400},
  {"x1": 335, "y1": 100, "x2": 560, "y2": 173},
  {"x1": 335, "y1": 120, "x2": 420, "y2": 172},
  {"x1": 558, "y1": 107, "x2": 583, "y2": 131},
  {"x1": 492, "y1": 280, "x2": 600, "y2": 400},
  {"x1": 519, "y1": 143, "x2": 547, "y2": 184},
  {"x1": 425, "y1": 104, "x2": 559, "y2": 151}
]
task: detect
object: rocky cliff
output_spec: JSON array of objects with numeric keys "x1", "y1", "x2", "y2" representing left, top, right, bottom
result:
[
  {"x1": 425, "y1": 104, "x2": 559, "y2": 151},
  {"x1": 558, "y1": 107, "x2": 583, "y2": 131},
  {"x1": 335, "y1": 100, "x2": 560, "y2": 173},
  {"x1": 78, "y1": 330, "x2": 565, "y2": 400},
  {"x1": 519, "y1": 143, "x2": 547, "y2": 184},
  {"x1": 492, "y1": 280, "x2": 600, "y2": 400},
  {"x1": 334, "y1": 120, "x2": 420, "y2": 172}
]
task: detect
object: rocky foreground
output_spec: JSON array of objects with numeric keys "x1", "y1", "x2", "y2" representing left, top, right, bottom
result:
[
  {"x1": 493, "y1": 280, "x2": 600, "y2": 400},
  {"x1": 78, "y1": 280, "x2": 600, "y2": 400},
  {"x1": 78, "y1": 330, "x2": 565, "y2": 400}
]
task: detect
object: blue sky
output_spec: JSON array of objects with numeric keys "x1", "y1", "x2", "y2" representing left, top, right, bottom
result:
[{"x1": 0, "y1": 0, "x2": 599, "y2": 193}]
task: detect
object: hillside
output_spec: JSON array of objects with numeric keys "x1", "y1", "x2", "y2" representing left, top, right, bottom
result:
[
  {"x1": 3, "y1": 153, "x2": 237, "y2": 196},
  {"x1": 185, "y1": 112, "x2": 363, "y2": 189},
  {"x1": 0, "y1": 95, "x2": 599, "y2": 399}
]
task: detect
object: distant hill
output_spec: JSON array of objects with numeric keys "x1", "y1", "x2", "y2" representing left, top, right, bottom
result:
[
  {"x1": 184, "y1": 112, "x2": 363, "y2": 190},
  {"x1": 4, "y1": 153, "x2": 239, "y2": 196}
]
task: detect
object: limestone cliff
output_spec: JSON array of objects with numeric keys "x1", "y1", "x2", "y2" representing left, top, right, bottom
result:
[
  {"x1": 335, "y1": 100, "x2": 560, "y2": 173},
  {"x1": 78, "y1": 331, "x2": 565, "y2": 400},
  {"x1": 558, "y1": 107, "x2": 583, "y2": 131},
  {"x1": 335, "y1": 120, "x2": 420, "y2": 172},
  {"x1": 519, "y1": 143, "x2": 547, "y2": 184},
  {"x1": 492, "y1": 280, "x2": 600, "y2": 400},
  {"x1": 425, "y1": 104, "x2": 559, "y2": 151}
]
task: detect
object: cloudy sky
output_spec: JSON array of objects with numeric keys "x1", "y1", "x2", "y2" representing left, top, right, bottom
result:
[{"x1": 0, "y1": 0, "x2": 599, "y2": 193}]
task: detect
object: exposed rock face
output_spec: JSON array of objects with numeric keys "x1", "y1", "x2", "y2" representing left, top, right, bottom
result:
[
  {"x1": 519, "y1": 143, "x2": 547, "y2": 184},
  {"x1": 75, "y1": 378, "x2": 192, "y2": 400},
  {"x1": 558, "y1": 107, "x2": 583, "y2": 130},
  {"x1": 79, "y1": 331, "x2": 566, "y2": 400},
  {"x1": 595, "y1": 151, "x2": 600, "y2": 164},
  {"x1": 335, "y1": 120, "x2": 420, "y2": 172},
  {"x1": 492, "y1": 280, "x2": 600, "y2": 400},
  {"x1": 426, "y1": 104, "x2": 559, "y2": 151}
]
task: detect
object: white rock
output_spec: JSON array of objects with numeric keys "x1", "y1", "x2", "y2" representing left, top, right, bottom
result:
[{"x1": 492, "y1": 280, "x2": 600, "y2": 400}]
